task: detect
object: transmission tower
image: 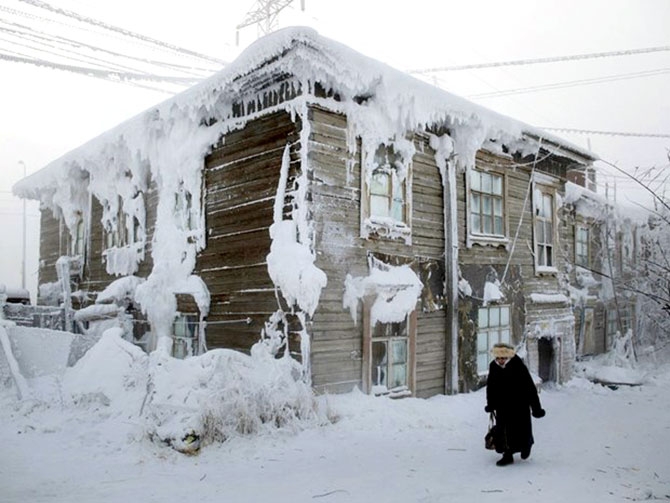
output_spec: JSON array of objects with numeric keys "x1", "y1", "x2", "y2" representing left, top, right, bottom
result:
[{"x1": 236, "y1": 0, "x2": 305, "y2": 44}]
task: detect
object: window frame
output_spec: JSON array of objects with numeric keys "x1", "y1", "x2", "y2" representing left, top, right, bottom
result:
[
  {"x1": 362, "y1": 304, "x2": 417, "y2": 397},
  {"x1": 466, "y1": 166, "x2": 509, "y2": 248},
  {"x1": 172, "y1": 312, "x2": 200, "y2": 359},
  {"x1": 476, "y1": 304, "x2": 512, "y2": 375},
  {"x1": 361, "y1": 143, "x2": 412, "y2": 244},
  {"x1": 575, "y1": 224, "x2": 590, "y2": 268},
  {"x1": 71, "y1": 212, "x2": 86, "y2": 257},
  {"x1": 532, "y1": 178, "x2": 559, "y2": 274}
]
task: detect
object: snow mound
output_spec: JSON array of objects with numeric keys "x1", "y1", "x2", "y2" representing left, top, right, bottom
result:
[
  {"x1": 143, "y1": 342, "x2": 325, "y2": 453},
  {"x1": 63, "y1": 328, "x2": 148, "y2": 411}
]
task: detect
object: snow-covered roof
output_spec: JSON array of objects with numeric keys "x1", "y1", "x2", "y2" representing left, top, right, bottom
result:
[{"x1": 14, "y1": 26, "x2": 595, "y2": 202}]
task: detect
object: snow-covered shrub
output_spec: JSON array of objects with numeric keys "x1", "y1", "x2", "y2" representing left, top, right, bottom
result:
[{"x1": 142, "y1": 340, "x2": 325, "y2": 453}]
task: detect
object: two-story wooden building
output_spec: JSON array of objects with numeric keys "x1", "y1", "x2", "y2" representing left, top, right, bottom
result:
[{"x1": 14, "y1": 27, "x2": 597, "y2": 396}]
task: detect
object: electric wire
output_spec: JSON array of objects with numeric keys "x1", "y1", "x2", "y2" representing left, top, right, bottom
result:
[
  {"x1": 408, "y1": 45, "x2": 670, "y2": 74},
  {"x1": 0, "y1": 17, "x2": 214, "y2": 76},
  {"x1": 17, "y1": 0, "x2": 226, "y2": 65},
  {"x1": 468, "y1": 67, "x2": 670, "y2": 99}
]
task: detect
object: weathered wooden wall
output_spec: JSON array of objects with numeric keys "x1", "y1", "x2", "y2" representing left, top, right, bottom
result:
[
  {"x1": 198, "y1": 110, "x2": 301, "y2": 354},
  {"x1": 307, "y1": 106, "x2": 447, "y2": 398},
  {"x1": 457, "y1": 150, "x2": 576, "y2": 388}
]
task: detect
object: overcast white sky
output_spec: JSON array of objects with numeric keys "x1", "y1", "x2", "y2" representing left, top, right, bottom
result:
[{"x1": 1, "y1": 0, "x2": 669, "y2": 299}]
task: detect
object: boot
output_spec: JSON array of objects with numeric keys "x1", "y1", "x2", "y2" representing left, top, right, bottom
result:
[
  {"x1": 521, "y1": 446, "x2": 531, "y2": 460},
  {"x1": 496, "y1": 452, "x2": 514, "y2": 466}
]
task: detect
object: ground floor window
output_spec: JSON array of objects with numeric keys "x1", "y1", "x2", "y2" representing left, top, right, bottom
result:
[
  {"x1": 364, "y1": 309, "x2": 416, "y2": 397},
  {"x1": 173, "y1": 313, "x2": 199, "y2": 358},
  {"x1": 476, "y1": 305, "x2": 511, "y2": 374}
]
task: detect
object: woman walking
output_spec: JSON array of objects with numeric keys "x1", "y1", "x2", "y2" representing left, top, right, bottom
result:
[{"x1": 485, "y1": 343, "x2": 546, "y2": 466}]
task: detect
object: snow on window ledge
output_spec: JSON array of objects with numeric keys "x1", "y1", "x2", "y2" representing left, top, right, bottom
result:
[
  {"x1": 362, "y1": 217, "x2": 411, "y2": 245},
  {"x1": 467, "y1": 233, "x2": 509, "y2": 249},
  {"x1": 535, "y1": 265, "x2": 558, "y2": 276}
]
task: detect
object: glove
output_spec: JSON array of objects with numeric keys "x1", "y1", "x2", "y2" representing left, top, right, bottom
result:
[
  {"x1": 532, "y1": 408, "x2": 546, "y2": 418},
  {"x1": 484, "y1": 404, "x2": 494, "y2": 413}
]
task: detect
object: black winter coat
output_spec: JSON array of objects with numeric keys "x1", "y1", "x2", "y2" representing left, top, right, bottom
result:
[{"x1": 486, "y1": 355, "x2": 542, "y2": 454}]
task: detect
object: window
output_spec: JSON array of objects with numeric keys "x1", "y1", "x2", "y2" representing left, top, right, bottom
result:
[
  {"x1": 173, "y1": 313, "x2": 199, "y2": 359},
  {"x1": 575, "y1": 225, "x2": 590, "y2": 267},
  {"x1": 470, "y1": 169, "x2": 504, "y2": 237},
  {"x1": 476, "y1": 305, "x2": 511, "y2": 374},
  {"x1": 71, "y1": 213, "x2": 85, "y2": 256},
  {"x1": 361, "y1": 143, "x2": 411, "y2": 242},
  {"x1": 105, "y1": 196, "x2": 140, "y2": 249},
  {"x1": 175, "y1": 185, "x2": 197, "y2": 232},
  {"x1": 534, "y1": 190, "x2": 555, "y2": 270},
  {"x1": 371, "y1": 319, "x2": 409, "y2": 394}
]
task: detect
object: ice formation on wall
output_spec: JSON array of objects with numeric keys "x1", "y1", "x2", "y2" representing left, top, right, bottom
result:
[{"x1": 13, "y1": 27, "x2": 594, "y2": 351}]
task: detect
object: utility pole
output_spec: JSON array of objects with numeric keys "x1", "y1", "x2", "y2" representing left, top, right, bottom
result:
[
  {"x1": 18, "y1": 161, "x2": 27, "y2": 291},
  {"x1": 236, "y1": 0, "x2": 305, "y2": 45}
]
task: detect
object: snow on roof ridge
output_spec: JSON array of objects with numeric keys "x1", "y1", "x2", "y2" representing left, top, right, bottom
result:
[{"x1": 14, "y1": 26, "x2": 596, "y2": 200}]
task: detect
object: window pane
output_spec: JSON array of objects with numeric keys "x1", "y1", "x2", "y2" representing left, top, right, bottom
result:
[
  {"x1": 471, "y1": 170, "x2": 481, "y2": 191},
  {"x1": 500, "y1": 306, "x2": 509, "y2": 325},
  {"x1": 482, "y1": 195, "x2": 492, "y2": 216},
  {"x1": 546, "y1": 246, "x2": 553, "y2": 267},
  {"x1": 478, "y1": 308, "x2": 489, "y2": 328},
  {"x1": 546, "y1": 223, "x2": 553, "y2": 243},
  {"x1": 483, "y1": 215, "x2": 492, "y2": 234},
  {"x1": 477, "y1": 333, "x2": 488, "y2": 352},
  {"x1": 391, "y1": 198, "x2": 404, "y2": 221},
  {"x1": 490, "y1": 307, "x2": 500, "y2": 327},
  {"x1": 372, "y1": 341, "x2": 388, "y2": 387},
  {"x1": 371, "y1": 172, "x2": 390, "y2": 195},
  {"x1": 500, "y1": 329, "x2": 510, "y2": 344},
  {"x1": 391, "y1": 363, "x2": 407, "y2": 388},
  {"x1": 478, "y1": 353, "x2": 489, "y2": 373},
  {"x1": 494, "y1": 216, "x2": 503, "y2": 235},
  {"x1": 482, "y1": 172, "x2": 492, "y2": 193},
  {"x1": 391, "y1": 339, "x2": 407, "y2": 364},
  {"x1": 543, "y1": 194, "x2": 553, "y2": 216},
  {"x1": 472, "y1": 193, "x2": 480, "y2": 213},
  {"x1": 472, "y1": 213, "x2": 481, "y2": 234},
  {"x1": 493, "y1": 197, "x2": 503, "y2": 216},
  {"x1": 370, "y1": 195, "x2": 389, "y2": 217},
  {"x1": 535, "y1": 221, "x2": 544, "y2": 242},
  {"x1": 492, "y1": 175, "x2": 503, "y2": 195}
]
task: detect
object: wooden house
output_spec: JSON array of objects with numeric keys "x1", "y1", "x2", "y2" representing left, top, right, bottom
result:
[{"x1": 14, "y1": 27, "x2": 598, "y2": 396}]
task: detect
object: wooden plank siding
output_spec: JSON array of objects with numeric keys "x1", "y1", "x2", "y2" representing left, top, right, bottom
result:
[
  {"x1": 307, "y1": 105, "x2": 447, "y2": 397},
  {"x1": 456, "y1": 149, "x2": 576, "y2": 389},
  {"x1": 197, "y1": 110, "x2": 302, "y2": 355}
]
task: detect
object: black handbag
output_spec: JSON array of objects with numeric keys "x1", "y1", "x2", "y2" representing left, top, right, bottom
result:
[{"x1": 485, "y1": 412, "x2": 498, "y2": 450}]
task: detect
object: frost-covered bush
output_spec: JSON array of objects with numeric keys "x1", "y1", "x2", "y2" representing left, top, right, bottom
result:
[{"x1": 143, "y1": 342, "x2": 325, "y2": 453}]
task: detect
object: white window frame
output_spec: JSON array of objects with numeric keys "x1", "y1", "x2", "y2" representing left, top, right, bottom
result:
[
  {"x1": 71, "y1": 212, "x2": 86, "y2": 257},
  {"x1": 466, "y1": 166, "x2": 509, "y2": 248},
  {"x1": 532, "y1": 175, "x2": 560, "y2": 274},
  {"x1": 361, "y1": 143, "x2": 412, "y2": 244},
  {"x1": 172, "y1": 312, "x2": 199, "y2": 359},
  {"x1": 363, "y1": 306, "x2": 417, "y2": 397},
  {"x1": 476, "y1": 304, "x2": 511, "y2": 375},
  {"x1": 575, "y1": 225, "x2": 590, "y2": 268}
]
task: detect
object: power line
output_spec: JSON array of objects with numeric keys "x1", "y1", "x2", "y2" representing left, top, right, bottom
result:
[
  {"x1": 0, "y1": 52, "x2": 195, "y2": 92},
  {"x1": 17, "y1": 0, "x2": 226, "y2": 65},
  {"x1": 468, "y1": 67, "x2": 670, "y2": 99},
  {"x1": 408, "y1": 45, "x2": 670, "y2": 74},
  {"x1": 541, "y1": 128, "x2": 670, "y2": 139}
]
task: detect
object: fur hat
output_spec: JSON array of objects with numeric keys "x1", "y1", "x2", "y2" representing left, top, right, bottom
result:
[{"x1": 492, "y1": 343, "x2": 515, "y2": 359}]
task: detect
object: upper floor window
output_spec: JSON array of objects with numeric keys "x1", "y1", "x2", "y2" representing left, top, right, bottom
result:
[
  {"x1": 361, "y1": 143, "x2": 412, "y2": 243},
  {"x1": 476, "y1": 304, "x2": 511, "y2": 374},
  {"x1": 470, "y1": 169, "x2": 504, "y2": 236},
  {"x1": 175, "y1": 184, "x2": 197, "y2": 232},
  {"x1": 71, "y1": 213, "x2": 85, "y2": 256},
  {"x1": 575, "y1": 225, "x2": 590, "y2": 267},
  {"x1": 534, "y1": 189, "x2": 556, "y2": 271},
  {"x1": 105, "y1": 196, "x2": 141, "y2": 249}
]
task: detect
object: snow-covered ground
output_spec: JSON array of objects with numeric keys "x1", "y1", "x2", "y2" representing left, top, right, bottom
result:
[{"x1": 1, "y1": 328, "x2": 669, "y2": 503}]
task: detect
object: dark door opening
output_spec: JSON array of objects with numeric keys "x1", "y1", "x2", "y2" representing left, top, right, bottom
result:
[{"x1": 538, "y1": 338, "x2": 554, "y2": 382}]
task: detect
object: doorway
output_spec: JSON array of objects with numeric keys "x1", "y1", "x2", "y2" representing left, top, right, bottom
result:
[{"x1": 538, "y1": 338, "x2": 555, "y2": 383}]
